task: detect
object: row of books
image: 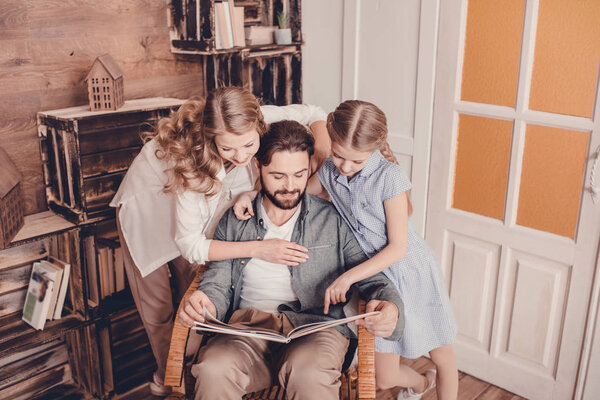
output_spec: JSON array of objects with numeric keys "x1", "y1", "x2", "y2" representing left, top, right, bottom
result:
[
  {"x1": 22, "y1": 258, "x2": 71, "y2": 330},
  {"x1": 85, "y1": 235, "x2": 127, "y2": 307},
  {"x1": 215, "y1": 1, "x2": 246, "y2": 49}
]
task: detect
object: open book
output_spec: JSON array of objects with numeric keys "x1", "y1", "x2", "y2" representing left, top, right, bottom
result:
[{"x1": 192, "y1": 310, "x2": 380, "y2": 344}]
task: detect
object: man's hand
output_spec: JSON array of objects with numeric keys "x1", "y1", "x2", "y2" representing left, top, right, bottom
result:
[
  {"x1": 179, "y1": 290, "x2": 217, "y2": 328},
  {"x1": 355, "y1": 300, "x2": 399, "y2": 337}
]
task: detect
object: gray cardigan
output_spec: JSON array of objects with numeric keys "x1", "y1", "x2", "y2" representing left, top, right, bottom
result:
[{"x1": 197, "y1": 192, "x2": 405, "y2": 340}]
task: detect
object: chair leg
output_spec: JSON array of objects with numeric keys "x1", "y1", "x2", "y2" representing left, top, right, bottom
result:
[{"x1": 357, "y1": 300, "x2": 376, "y2": 399}]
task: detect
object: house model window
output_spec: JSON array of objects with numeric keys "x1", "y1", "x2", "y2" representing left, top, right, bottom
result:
[{"x1": 85, "y1": 54, "x2": 125, "y2": 112}]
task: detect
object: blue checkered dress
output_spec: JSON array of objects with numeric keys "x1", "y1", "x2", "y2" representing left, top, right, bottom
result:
[{"x1": 318, "y1": 152, "x2": 457, "y2": 358}]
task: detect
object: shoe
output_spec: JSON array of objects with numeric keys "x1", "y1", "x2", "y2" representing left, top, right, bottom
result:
[
  {"x1": 396, "y1": 369, "x2": 437, "y2": 400},
  {"x1": 149, "y1": 371, "x2": 173, "y2": 397}
]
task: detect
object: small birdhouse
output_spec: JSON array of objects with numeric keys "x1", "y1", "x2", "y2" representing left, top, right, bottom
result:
[
  {"x1": 0, "y1": 147, "x2": 24, "y2": 248},
  {"x1": 85, "y1": 54, "x2": 125, "y2": 112}
]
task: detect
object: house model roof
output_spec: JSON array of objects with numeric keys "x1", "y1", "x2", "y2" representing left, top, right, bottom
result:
[
  {"x1": 0, "y1": 147, "x2": 21, "y2": 196},
  {"x1": 85, "y1": 54, "x2": 124, "y2": 81}
]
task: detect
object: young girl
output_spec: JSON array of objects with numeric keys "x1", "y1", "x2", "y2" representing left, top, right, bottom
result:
[
  {"x1": 319, "y1": 100, "x2": 458, "y2": 400},
  {"x1": 110, "y1": 86, "x2": 329, "y2": 396},
  {"x1": 234, "y1": 99, "x2": 458, "y2": 399}
]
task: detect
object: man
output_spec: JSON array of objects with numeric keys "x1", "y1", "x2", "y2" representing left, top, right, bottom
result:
[{"x1": 179, "y1": 120, "x2": 404, "y2": 400}]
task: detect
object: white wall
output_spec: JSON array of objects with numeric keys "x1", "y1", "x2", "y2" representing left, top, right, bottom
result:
[
  {"x1": 301, "y1": 0, "x2": 345, "y2": 113},
  {"x1": 302, "y1": 0, "x2": 439, "y2": 235}
]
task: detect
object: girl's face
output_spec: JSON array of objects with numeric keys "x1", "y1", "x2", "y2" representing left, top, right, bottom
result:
[
  {"x1": 330, "y1": 142, "x2": 374, "y2": 180},
  {"x1": 214, "y1": 128, "x2": 260, "y2": 167}
]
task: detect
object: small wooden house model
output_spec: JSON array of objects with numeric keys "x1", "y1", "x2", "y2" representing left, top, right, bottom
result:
[
  {"x1": 0, "y1": 147, "x2": 24, "y2": 248},
  {"x1": 85, "y1": 54, "x2": 124, "y2": 112}
]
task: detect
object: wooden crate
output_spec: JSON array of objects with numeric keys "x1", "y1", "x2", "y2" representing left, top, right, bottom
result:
[
  {"x1": 37, "y1": 98, "x2": 185, "y2": 224},
  {"x1": 168, "y1": 0, "x2": 302, "y2": 54},
  {"x1": 0, "y1": 148, "x2": 24, "y2": 249},
  {"x1": 167, "y1": 0, "x2": 302, "y2": 105}
]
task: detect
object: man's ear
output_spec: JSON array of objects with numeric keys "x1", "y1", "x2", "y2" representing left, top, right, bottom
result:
[{"x1": 253, "y1": 157, "x2": 259, "y2": 171}]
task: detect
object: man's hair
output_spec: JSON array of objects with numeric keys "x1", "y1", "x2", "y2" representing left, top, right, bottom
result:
[{"x1": 255, "y1": 120, "x2": 315, "y2": 166}]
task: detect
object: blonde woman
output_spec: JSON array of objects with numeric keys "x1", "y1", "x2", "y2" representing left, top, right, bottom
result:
[{"x1": 110, "y1": 86, "x2": 329, "y2": 396}]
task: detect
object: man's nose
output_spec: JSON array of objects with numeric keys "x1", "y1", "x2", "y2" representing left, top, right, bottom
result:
[{"x1": 284, "y1": 178, "x2": 294, "y2": 191}]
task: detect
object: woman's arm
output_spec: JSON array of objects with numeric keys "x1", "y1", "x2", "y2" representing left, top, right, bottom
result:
[
  {"x1": 175, "y1": 189, "x2": 308, "y2": 265},
  {"x1": 323, "y1": 192, "x2": 409, "y2": 311}
]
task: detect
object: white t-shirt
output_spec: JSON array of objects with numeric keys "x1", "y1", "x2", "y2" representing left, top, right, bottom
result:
[
  {"x1": 110, "y1": 104, "x2": 327, "y2": 277},
  {"x1": 239, "y1": 202, "x2": 300, "y2": 314}
]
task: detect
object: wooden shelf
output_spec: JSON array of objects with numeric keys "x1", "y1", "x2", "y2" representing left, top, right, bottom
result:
[
  {"x1": 170, "y1": 41, "x2": 302, "y2": 56},
  {"x1": 0, "y1": 312, "x2": 85, "y2": 359},
  {"x1": 9, "y1": 211, "x2": 75, "y2": 248}
]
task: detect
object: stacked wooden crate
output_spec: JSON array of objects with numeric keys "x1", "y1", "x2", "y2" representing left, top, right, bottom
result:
[
  {"x1": 37, "y1": 97, "x2": 185, "y2": 224},
  {"x1": 168, "y1": 0, "x2": 302, "y2": 105},
  {"x1": 0, "y1": 212, "x2": 86, "y2": 399}
]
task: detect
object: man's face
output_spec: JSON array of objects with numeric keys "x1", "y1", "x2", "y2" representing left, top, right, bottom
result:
[{"x1": 260, "y1": 150, "x2": 310, "y2": 210}]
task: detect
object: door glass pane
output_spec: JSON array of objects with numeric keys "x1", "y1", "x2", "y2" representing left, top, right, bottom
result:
[
  {"x1": 517, "y1": 125, "x2": 589, "y2": 238},
  {"x1": 461, "y1": 0, "x2": 525, "y2": 107},
  {"x1": 529, "y1": 0, "x2": 600, "y2": 118},
  {"x1": 453, "y1": 114, "x2": 513, "y2": 220}
]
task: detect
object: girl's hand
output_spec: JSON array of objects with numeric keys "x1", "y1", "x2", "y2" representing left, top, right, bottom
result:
[
  {"x1": 233, "y1": 191, "x2": 258, "y2": 220},
  {"x1": 323, "y1": 272, "x2": 356, "y2": 314},
  {"x1": 253, "y1": 239, "x2": 309, "y2": 266}
]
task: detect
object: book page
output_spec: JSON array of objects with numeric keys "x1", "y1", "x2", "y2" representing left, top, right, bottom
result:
[{"x1": 192, "y1": 308, "x2": 381, "y2": 344}]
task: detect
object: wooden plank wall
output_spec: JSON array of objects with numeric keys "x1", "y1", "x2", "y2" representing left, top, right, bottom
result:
[{"x1": 0, "y1": 0, "x2": 206, "y2": 216}]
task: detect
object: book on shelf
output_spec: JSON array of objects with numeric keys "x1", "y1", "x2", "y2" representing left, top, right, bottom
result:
[
  {"x1": 114, "y1": 246, "x2": 125, "y2": 292},
  {"x1": 22, "y1": 262, "x2": 57, "y2": 330},
  {"x1": 96, "y1": 236, "x2": 126, "y2": 299},
  {"x1": 233, "y1": 6, "x2": 246, "y2": 47},
  {"x1": 224, "y1": 1, "x2": 235, "y2": 47},
  {"x1": 192, "y1": 309, "x2": 380, "y2": 344},
  {"x1": 84, "y1": 235, "x2": 99, "y2": 306},
  {"x1": 44, "y1": 258, "x2": 71, "y2": 320},
  {"x1": 215, "y1": 1, "x2": 233, "y2": 49},
  {"x1": 244, "y1": 25, "x2": 275, "y2": 45}
]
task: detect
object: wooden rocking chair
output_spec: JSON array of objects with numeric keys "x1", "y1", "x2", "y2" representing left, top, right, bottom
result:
[{"x1": 164, "y1": 266, "x2": 377, "y2": 400}]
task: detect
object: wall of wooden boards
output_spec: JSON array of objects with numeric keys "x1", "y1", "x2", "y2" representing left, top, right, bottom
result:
[{"x1": 0, "y1": 0, "x2": 206, "y2": 216}]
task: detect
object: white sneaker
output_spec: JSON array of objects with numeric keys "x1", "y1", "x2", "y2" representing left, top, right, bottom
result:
[{"x1": 396, "y1": 369, "x2": 437, "y2": 400}]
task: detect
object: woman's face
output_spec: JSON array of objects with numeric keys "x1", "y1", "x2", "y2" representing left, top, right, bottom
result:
[{"x1": 214, "y1": 128, "x2": 260, "y2": 167}]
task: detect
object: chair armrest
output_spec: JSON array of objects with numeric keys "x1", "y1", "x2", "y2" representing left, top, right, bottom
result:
[
  {"x1": 164, "y1": 264, "x2": 208, "y2": 387},
  {"x1": 357, "y1": 299, "x2": 376, "y2": 399}
]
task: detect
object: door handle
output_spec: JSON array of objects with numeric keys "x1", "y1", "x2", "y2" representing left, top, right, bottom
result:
[{"x1": 592, "y1": 144, "x2": 600, "y2": 204}]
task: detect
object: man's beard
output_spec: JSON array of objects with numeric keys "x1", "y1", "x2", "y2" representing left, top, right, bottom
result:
[{"x1": 260, "y1": 175, "x2": 305, "y2": 210}]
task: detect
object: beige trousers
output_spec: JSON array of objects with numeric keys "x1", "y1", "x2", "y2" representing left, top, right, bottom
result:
[
  {"x1": 191, "y1": 308, "x2": 350, "y2": 400},
  {"x1": 117, "y1": 210, "x2": 195, "y2": 381}
]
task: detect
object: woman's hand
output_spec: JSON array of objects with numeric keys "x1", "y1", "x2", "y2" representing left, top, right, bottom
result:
[
  {"x1": 323, "y1": 271, "x2": 356, "y2": 314},
  {"x1": 233, "y1": 190, "x2": 258, "y2": 220},
  {"x1": 179, "y1": 290, "x2": 217, "y2": 328},
  {"x1": 253, "y1": 239, "x2": 309, "y2": 266}
]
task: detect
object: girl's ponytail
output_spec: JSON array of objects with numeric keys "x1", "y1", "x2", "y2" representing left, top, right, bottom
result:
[{"x1": 379, "y1": 140, "x2": 399, "y2": 165}]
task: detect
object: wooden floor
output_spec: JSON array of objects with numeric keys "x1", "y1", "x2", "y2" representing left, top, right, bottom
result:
[{"x1": 113, "y1": 356, "x2": 527, "y2": 400}]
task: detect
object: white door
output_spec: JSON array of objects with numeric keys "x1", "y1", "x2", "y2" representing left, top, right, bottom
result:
[{"x1": 427, "y1": 1, "x2": 600, "y2": 399}]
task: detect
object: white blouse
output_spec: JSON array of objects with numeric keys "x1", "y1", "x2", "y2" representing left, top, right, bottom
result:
[{"x1": 110, "y1": 104, "x2": 327, "y2": 277}]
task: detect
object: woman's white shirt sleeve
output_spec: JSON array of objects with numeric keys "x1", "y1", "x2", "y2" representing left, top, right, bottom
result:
[
  {"x1": 261, "y1": 104, "x2": 327, "y2": 126},
  {"x1": 174, "y1": 190, "x2": 213, "y2": 264}
]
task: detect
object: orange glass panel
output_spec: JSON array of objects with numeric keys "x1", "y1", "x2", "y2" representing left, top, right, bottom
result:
[
  {"x1": 530, "y1": 0, "x2": 600, "y2": 118},
  {"x1": 517, "y1": 125, "x2": 589, "y2": 238},
  {"x1": 461, "y1": 0, "x2": 525, "y2": 106},
  {"x1": 453, "y1": 115, "x2": 513, "y2": 220}
]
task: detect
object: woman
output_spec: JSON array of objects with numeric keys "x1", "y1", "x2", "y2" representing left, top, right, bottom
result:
[{"x1": 110, "y1": 86, "x2": 329, "y2": 396}]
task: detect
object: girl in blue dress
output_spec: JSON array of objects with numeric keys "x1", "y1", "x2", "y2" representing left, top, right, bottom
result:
[{"x1": 315, "y1": 100, "x2": 458, "y2": 400}]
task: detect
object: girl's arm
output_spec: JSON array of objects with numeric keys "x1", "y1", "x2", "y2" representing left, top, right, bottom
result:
[
  {"x1": 175, "y1": 189, "x2": 308, "y2": 266},
  {"x1": 324, "y1": 192, "x2": 409, "y2": 312},
  {"x1": 261, "y1": 104, "x2": 331, "y2": 174}
]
